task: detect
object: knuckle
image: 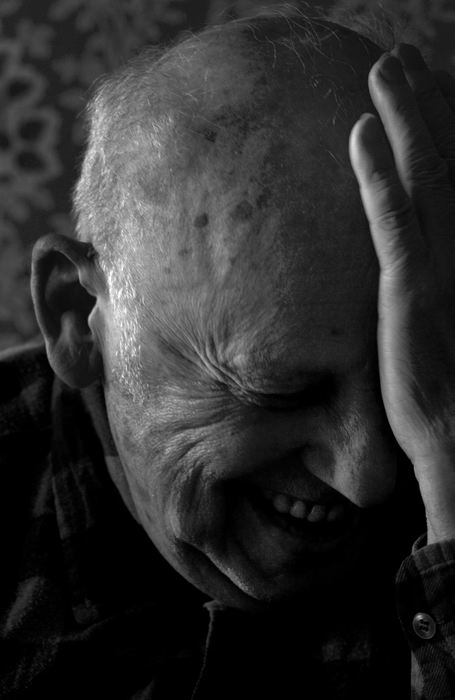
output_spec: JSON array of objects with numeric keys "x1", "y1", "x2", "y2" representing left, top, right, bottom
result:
[
  {"x1": 409, "y1": 151, "x2": 450, "y2": 187},
  {"x1": 378, "y1": 242, "x2": 424, "y2": 281},
  {"x1": 366, "y1": 167, "x2": 395, "y2": 190},
  {"x1": 391, "y1": 98, "x2": 416, "y2": 122},
  {"x1": 364, "y1": 166, "x2": 405, "y2": 201},
  {"x1": 381, "y1": 260, "x2": 414, "y2": 287},
  {"x1": 374, "y1": 201, "x2": 415, "y2": 233}
]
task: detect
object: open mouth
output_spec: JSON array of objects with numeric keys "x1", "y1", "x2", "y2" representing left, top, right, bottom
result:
[
  {"x1": 189, "y1": 481, "x2": 372, "y2": 603},
  {"x1": 239, "y1": 483, "x2": 361, "y2": 552}
]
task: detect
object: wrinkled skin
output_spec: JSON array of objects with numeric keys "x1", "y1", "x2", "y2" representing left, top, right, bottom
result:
[{"x1": 95, "y1": 25, "x2": 399, "y2": 608}]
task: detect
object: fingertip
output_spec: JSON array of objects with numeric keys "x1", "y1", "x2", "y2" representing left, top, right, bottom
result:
[
  {"x1": 356, "y1": 112, "x2": 380, "y2": 130},
  {"x1": 349, "y1": 114, "x2": 374, "y2": 177},
  {"x1": 392, "y1": 43, "x2": 427, "y2": 72},
  {"x1": 371, "y1": 53, "x2": 407, "y2": 86},
  {"x1": 349, "y1": 113, "x2": 394, "y2": 185},
  {"x1": 349, "y1": 113, "x2": 384, "y2": 157}
]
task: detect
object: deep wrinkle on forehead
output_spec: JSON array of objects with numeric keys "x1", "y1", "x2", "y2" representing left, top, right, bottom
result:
[{"x1": 222, "y1": 274, "x2": 379, "y2": 390}]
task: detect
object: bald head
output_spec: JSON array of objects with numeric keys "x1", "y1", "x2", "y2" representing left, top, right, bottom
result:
[
  {"x1": 74, "y1": 13, "x2": 383, "y2": 399},
  {"x1": 75, "y1": 12, "x2": 382, "y2": 253}
]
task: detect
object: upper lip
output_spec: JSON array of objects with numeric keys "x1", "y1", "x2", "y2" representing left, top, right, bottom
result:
[
  {"x1": 240, "y1": 461, "x2": 354, "y2": 508},
  {"x1": 245, "y1": 480, "x2": 349, "y2": 507}
]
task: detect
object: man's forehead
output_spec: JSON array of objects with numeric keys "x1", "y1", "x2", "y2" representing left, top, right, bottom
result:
[
  {"x1": 133, "y1": 105, "x2": 379, "y2": 356},
  {"x1": 137, "y1": 106, "x2": 376, "y2": 297}
]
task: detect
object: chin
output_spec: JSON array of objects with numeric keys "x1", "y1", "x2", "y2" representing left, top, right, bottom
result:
[{"x1": 172, "y1": 540, "x2": 368, "y2": 614}]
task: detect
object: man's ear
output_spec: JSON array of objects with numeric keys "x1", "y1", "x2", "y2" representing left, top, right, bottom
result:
[{"x1": 31, "y1": 233, "x2": 105, "y2": 388}]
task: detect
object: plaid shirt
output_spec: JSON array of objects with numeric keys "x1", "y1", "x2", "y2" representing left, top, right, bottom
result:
[{"x1": 1, "y1": 343, "x2": 455, "y2": 699}]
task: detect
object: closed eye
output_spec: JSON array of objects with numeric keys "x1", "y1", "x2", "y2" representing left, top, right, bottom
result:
[{"x1": 234, "y1": 376, "x2": 336, "y2": 412}]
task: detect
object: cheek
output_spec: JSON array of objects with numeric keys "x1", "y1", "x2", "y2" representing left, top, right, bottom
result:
[
  {"x1": 106, "y1": 405, "x2": 161, "y2": 522},
  {"x1": 113, "y1": 419, "x2": 223, "y2": 545}
]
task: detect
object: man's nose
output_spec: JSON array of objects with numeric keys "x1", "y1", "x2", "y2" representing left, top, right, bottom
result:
[{"x1": 302, "y1": 393, "x2": 397, "y2": 508}]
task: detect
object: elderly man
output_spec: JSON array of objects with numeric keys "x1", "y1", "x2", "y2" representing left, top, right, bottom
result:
[{"x1": 2, "y1": 10, "x2": 455, "y2": 699}]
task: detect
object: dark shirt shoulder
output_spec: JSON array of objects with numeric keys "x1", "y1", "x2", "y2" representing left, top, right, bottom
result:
[
  {"x1": 0, "y1": 340, "x2": 53, "y2": 439},
  {"x1": 0, "y1": 341, "x2": 54, "y2": 525},
  {"x1": 0, "y1": 343, "x2": 55, "y2": 607}
]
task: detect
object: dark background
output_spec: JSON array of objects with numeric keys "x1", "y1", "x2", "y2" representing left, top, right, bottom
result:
[{"x1": 1, "y1": 0, "x2": 454, "y2": 350}]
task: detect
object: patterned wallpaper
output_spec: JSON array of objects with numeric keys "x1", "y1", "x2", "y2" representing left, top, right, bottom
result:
[{"x1": 1, "y1": 0, "x2": 454, "y2": 349}]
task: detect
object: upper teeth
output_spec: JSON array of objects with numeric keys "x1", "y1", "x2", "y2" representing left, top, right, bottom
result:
[{"x1": 268, "y1": 492, "x2": 346, "y2": 523}]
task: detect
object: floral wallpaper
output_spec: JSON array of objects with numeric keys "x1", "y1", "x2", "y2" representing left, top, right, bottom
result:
[{"x1": 1, "y1": 0, "x2": 455, "y2": 349}]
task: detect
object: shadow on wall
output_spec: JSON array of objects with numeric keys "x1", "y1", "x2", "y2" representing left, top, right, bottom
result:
[{"x1": 1, "y1": 0, "x2": 454, "y2": 350}]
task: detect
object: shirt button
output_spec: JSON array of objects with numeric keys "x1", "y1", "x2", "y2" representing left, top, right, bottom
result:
[{"x1": 412, "y1": 612, "x2": 436, "y2": 640}]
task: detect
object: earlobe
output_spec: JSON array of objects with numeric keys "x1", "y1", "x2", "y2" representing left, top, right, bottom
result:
[{"x1": 31, "y1": 233, "x2": 104, "y2": 388}]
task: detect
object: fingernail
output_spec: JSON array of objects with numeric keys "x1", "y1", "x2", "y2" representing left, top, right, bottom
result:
[
  {"x1": 395, "y1": 43, "x2": 427, "y2": 71},
  {"x1": 378, "y1": 54, "x2": 406, "y2": 84},
  {"x1": 359, "y1": 113, "x2": 388, "y2": 149}
]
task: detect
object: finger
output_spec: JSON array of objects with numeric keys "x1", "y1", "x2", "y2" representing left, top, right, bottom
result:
[
  {"x1": 349, "y1": 113, "x2": 425, "y2": 278},
  {"x1": 392, "y1": 44, "x2": 455, "y2": 179},
  {"x1": 368, "y1": 54, "x2": 452, "y2": 203}
]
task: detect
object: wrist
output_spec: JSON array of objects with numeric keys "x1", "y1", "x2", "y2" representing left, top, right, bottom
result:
[{"x1": 413, "y1": 450, "x2": 455, "y2": 544}]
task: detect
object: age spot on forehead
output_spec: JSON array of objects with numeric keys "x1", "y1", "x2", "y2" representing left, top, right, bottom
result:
[
  {"x1": 178, "y1": 246, "x2": 192, "y2": 258},
  {"x1": 203, "y1": 128, "x2": 217, "y2": 143},
  {"x1": 194, "y1": 212, "x2": 209, "y2": 228},
  {"x1": 230, "y1": 199, "x2": 254, "y2": 223},
  {"x1": 256, "y1": 187, "x2": 271, "y2": 209}
]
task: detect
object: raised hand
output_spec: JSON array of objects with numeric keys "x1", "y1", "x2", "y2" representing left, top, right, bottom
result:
[{"x1": 349, "y1": 45, "x2": 455, "y2": 544}]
